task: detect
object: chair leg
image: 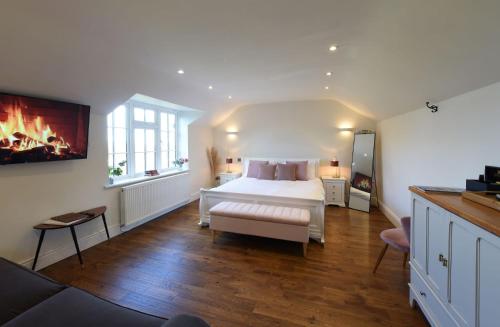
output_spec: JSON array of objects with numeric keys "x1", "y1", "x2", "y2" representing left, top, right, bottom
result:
[
  {"x1": 211, "y1": 230, "x2": 216, "y2": 243},
  {"x1": 303, "y1": 243, "x2": 308, "y2": 257},
  {"x1": 403, "y1": 252, "x2": 408, "y2": 268},
  {"x1": 373, "y1": 244, "x2": 388, "y2": 274}
]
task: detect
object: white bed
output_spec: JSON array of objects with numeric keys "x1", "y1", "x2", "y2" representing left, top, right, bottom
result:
[{"x1": 199, "y1": 158, "x2": 326, "y2": 243}]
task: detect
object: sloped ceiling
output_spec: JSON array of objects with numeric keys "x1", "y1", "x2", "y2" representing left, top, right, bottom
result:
[{"x1": 1, "y1": 0, "x2": 500, "y2": 124}]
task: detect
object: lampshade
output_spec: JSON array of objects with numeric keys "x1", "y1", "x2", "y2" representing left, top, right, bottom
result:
[
  {"x1": 226, "y1": 158, "x2": 233, "y2": 164},
  {"x1": 330, "y1": 160, "x2": 339, "y2": 167}
]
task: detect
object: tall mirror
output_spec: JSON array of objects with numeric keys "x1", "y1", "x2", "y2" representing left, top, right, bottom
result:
[{"x1": 348, "y1": 132, "x2": 376, "y2": 212}]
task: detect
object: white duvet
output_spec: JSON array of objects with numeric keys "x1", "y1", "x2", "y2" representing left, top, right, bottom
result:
[{"x1": 211, "y1": 177, "x2": 325, "y2": 201}]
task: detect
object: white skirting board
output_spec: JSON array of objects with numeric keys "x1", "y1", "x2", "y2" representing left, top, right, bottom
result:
[
  {"x1": 378, "y1": 200, "x2": 401, "y2": 227},
  {"x1": 19, "y1": 224, "x2": 121, "y2": 271}
]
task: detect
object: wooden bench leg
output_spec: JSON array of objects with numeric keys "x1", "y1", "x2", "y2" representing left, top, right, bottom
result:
[
  {"x1": 212, "y1": 230, "x2": 216, "y2": 243},
  {"x1": 303, "y1": 243, "x2": 308, "y2": 257}
]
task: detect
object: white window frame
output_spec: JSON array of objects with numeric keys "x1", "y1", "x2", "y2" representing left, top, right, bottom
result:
[{"x1": 108, "y1": 100, "x2": 179, "y2": 179}]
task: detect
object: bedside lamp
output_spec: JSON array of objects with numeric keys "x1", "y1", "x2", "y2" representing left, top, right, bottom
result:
[
  {"x1": 226, "y1": 158, "x2": 233, "y2": 173},
  {"x1": 330, "y1": 159, "x2": 339, "y2": 178}
]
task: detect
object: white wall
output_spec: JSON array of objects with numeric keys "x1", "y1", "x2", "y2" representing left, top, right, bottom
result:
[
  {"x1": 213, "y1": 100, "x2": 376, "y2": 177},
  {"x1": 0, "y1": 113, "x2": 212, "y2": 268},
  {"x1": 377, "y1": 82, "x2": 500, "y2": 223}
]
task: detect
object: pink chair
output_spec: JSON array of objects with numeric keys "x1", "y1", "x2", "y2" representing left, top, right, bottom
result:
[{"x1": 372, "y1": 217, "x2": 411, "y2": 274}]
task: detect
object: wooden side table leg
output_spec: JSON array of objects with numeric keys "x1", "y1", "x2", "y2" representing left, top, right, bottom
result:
[
  {"x1": 32, "y1": 230, "x2": 46, "y2": 271},
  {"x1": 101, "y1": 213, "x2": 110, "y2": 240},
  {"x1": 70, "y1": 226, "x2": 84, "y2": 267}
]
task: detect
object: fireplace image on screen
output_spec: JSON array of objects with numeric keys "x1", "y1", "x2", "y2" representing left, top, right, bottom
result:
[{"x1": 0, "y1": 93, "x2": 90, "y2": 165}]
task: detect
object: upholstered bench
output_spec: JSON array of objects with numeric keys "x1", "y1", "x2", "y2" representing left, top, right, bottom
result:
[{"x1": 209, "y1": 201, "x2": 310, "y2": 256}]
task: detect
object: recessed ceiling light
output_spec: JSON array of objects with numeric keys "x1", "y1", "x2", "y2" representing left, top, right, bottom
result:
[
  {"x1": 328, "y1": 45, "x2": 337, "y2": 52},
  {"x1": 227, "y1": 95, "x2": 232, "y2": 99},
  {"x1": 177, "y1": 69, "x2": 184, "y2": 74},
  {"x1": 324, "y1": 86, "x2": 329, "y2": 90},
  {"x1": 208, "y1": 85, "x2": 213, "y2": 90},
  {"x1": 326, "y1": 72, "x2": 332, "y2": 77}
]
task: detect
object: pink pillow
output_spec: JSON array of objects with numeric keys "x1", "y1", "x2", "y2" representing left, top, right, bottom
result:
[
  {"x1": 277, "y1": 163, "x2": 296, "y2": 181},
  {"x1": 286, "y1": 161, "x2": 308, "y2": 180},
  {"x1": 257, "y1": 164, "x2": 276, "y2": 180},
  {"x1": 247, "y1": 160, "x2": 268, "y2": 178}
]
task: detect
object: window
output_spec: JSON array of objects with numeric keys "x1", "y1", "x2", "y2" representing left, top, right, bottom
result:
[
  {"x1": 107, "y1": 105, "x2": 128, "y2": 177},
  {"x1": 107, "y1": 101, "x2": 177, "y2": 179}
]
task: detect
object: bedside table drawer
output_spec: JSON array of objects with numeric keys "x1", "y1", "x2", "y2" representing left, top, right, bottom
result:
[
  {"x1": 326, "y1": 194, "x2": 339, "y2": 202},
  {"x1": 325, "y1": 183, "x2": 340, "y2": 193}
]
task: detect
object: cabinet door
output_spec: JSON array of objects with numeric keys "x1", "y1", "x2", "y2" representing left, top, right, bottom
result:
[
  {"x1": 427, "y1": 206, "x2": 450, "y2": 302},
  {"x1": 478, "y1": 237, "x2": 500, "y2": 326},
  {"x1": 412, "y1": 197, "x2": 427, "y2": 273},
  {"x1": 449, "y1": 217, "x2": 476, "y2": 327}
]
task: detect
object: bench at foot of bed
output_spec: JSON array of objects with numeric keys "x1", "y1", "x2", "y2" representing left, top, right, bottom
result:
[{"x1": 209, "y1": 201, "x2": 310, "y2": 257}]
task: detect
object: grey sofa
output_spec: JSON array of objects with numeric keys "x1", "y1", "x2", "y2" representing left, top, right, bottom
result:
[{"x1": 0, "y1": 258, "x2": 209, "y2": 327}]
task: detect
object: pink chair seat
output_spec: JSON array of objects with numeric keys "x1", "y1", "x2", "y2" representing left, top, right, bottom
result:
[{"x1": 380, "y1": 228, "x2": 410, "y2": 252}]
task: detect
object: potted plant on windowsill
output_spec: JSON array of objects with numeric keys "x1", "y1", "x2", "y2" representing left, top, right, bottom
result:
[
  {"x1": 172, "y1": 158, "x2": 188, "y2": 169},
  {"x1": 108, "y1": 160, "x2": 126, "y2": 184}
]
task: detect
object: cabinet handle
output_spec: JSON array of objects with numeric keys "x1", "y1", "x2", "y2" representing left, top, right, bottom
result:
[
  {"x1": 420, "y1": 291, "x2": 426, "y2": 297},
  {"x1": 442, "y1": 258, "x2": 448, "y2": 267},
  {"x1": 438, "y1": 254, "x2": 444, "y2": 262}
]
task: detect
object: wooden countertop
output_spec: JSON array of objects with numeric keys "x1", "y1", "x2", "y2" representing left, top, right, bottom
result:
[{"x1": 409, "y1": 186, "x2": 500, "y2": 237}]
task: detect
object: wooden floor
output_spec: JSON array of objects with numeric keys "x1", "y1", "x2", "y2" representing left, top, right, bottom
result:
[{"x1": 42, "y1": 202, "x2": 428, "y2": 326}]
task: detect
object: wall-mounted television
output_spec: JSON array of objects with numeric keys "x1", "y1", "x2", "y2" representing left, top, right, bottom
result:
[{"x1": 0, "y1": 92, "x2": 90, "y2": 165}]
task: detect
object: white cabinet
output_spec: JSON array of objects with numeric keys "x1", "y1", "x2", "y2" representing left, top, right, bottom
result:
[
  {"x1": 411, "y1": 197, "x2": 427, "y2": 274},
  {"x1": 321, "y1": 177, "x2": 346, "y2": 207},
  {"x1": 410, "y1": 192, "x2": 500, "y2": 327},
  {"x1": 426, "y1": 206, "x2": 450, "y2": 301},
  {"x1": 218, "y1": 172, "x2": 242, "y2": 185},
  {"x1": 478, "y1": 237, "x2": 500, "y2": 326},
  {"x1": 449, "y1": 217, "x2": 476, "y2": 327}
]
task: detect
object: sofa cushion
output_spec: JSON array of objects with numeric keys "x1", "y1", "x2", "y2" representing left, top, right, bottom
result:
[
  {"x1": 3, "y1": 287, "x2": 166, "y2": 327},
  {"x1": 162, "y1": 314, "x2": 210, "y2": 327},
  {"x1": 0, "y1": 258, "x2": 66, "y2": 325}
]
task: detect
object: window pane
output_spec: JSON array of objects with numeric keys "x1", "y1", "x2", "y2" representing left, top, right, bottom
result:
[
  {"x1": 160, "y1": 112, "x2": 168, "y2": 131},
  {"x1": 168, "y1": 113, "x2": 175, "y2": 129},
  {"x1": 115, "y1": 105, "x2": 127, "y2": 128},
  {"x1": 135, "y1": 152, "x2": 145, "y2": 173},
  {"x1": 115, "y1": 153, "x2": 127, "y2": 175},
  {"x1": 108, "y1": 154, "x2": 113, "y2": 168},
  {"x1": 107, "y1": 113, "x2": 113, "y2": 127},
  {"x1": 169, "y1": 150, "x2": 176, "y2": 168},
  {"x1": 145, "y1": 129, "x2": 155, "y2": 152},
  {"x1": 134, "y1": 128, "x2": 144, "y2": 153},
  {"x1": 134, "y1": 107, "x2": 145, "y2": 121},
  {"x1": 169, "y1": 130, "x2": 176, "y2": 152},
  {"x1": 145, "y1": 109, "x2": 155, "y2": 123},
  {"x1": 160, "y1": 152, "x2": 168, "y2": 169},
  {"x1": 114, "y1": 128, "x2": 127, "y2": 153},
  {"x1": 160, "y1": 131, "x2": 168, "y2": 151},
  {"x1": 107, "y1": 128, "x2": 113, "y2": 154},
  {"x1": 146, "y1": 152, "x2": 155, "y2": 170}
]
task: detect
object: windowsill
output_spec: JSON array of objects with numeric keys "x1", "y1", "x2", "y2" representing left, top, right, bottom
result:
[{"x1": 104, "y1": 168, "x2": 190, "y2": 189}]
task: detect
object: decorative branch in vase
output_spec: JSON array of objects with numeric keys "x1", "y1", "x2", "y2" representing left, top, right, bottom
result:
[{"x1": 206, "y1": 147, "x2": 219, "y2": 185}]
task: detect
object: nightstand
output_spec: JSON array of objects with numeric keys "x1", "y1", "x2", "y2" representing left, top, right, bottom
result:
[
  {"x1": 218, "y1": 172, "x2": 242, "y2": 185},
  {"x1": 321, "y1": 176, "x2": 346, "y2": 207}
]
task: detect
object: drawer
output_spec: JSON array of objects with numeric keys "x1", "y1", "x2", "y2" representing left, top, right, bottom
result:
[
  {"x1": 411, "y1": 267, "x2": 458, "y2": 327},
  {"x1": 326, "y1": 194, "x2": 339, "y2": 203},
  {"x1": 325, "y1": 183, "x2": 339, "y2": 193}
]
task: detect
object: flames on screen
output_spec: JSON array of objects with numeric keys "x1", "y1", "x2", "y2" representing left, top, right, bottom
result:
[{"x1": 0, "y1": 107, "x2": 73, "y2": 163}]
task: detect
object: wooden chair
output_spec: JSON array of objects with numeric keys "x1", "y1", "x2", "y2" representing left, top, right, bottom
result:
[{"x1": 373, "y1": 217, "x2": 411, "y2": 274}]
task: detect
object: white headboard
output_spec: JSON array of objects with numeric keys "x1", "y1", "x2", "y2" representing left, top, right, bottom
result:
[{"x1": 242, "y1": 157, "x2": 320, "y2": 179}]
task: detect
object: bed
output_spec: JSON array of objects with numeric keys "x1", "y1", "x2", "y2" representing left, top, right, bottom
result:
[{"x1": 199, "y1": 158, "x2": 326, "y2": 243}]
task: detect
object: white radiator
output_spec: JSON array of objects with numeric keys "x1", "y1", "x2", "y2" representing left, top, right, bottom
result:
[{"x1": 120, "y1": 172, "x2": 190, "y2": 231}]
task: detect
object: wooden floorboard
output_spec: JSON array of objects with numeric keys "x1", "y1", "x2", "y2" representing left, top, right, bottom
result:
[{"x1": 41, "y1": 202, "x2": 429, "y2": 326}]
